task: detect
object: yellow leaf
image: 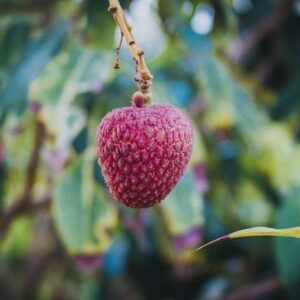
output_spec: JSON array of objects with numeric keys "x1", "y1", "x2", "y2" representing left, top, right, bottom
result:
[{"x1": 194, "y1": 227, "x2": 300, "y2": 252}]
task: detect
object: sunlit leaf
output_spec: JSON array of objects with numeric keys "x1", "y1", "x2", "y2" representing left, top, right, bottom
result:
[
  {"x1": 190, "y1": 128, "x2": 206, "y2": 167},
  {"x1": 194, "y1": 226, "x2": 300, "y2": 252},
  {"x1": 53, "y1": 155, "x2": 117, "y2": 255},
  {"x1": 0, "y1": 217, "x2": 33, "y2": 256},
  {"x1": 30, "y1": 47, "x2": 112, "y2": 105},
  {"x1": 243, "y1": 124, "x2": 300, "y2": 191},
  {"x1": 31, "y1": 47, "x2": 112, "y2": 158}
]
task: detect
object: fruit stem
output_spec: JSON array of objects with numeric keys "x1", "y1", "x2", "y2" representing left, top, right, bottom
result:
[{"x1": 108, "y1": 0, "x2": 153, "y2": 100}]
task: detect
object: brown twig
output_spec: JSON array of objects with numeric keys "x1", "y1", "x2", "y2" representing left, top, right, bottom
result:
[
  {"x1": 25, "y1": 119, "x2": 46, "y2": 198},
  {"x1": 0, "y1": 117, "x2": 48, "y2": 240},
  {"x1": 114, "y1": 32, "x2": 124, "y2": 69},
  {"x1": 108, "y1": 0, "x2": 153, "y2": 99},
  {"x1": 0, "y1": 195, "x2": 51, "y2": 240},
  {"x1": 0, "y1": 194, "x2": 51, "y2": 240}
]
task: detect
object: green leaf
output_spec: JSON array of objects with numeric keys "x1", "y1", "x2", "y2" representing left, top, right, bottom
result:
[
  {"x1": 0, "y1": 17, "x2": 32, "y2": 69},
  {"x1": 194, "y1": 191, "x2": 300, "y2": 255},
  {"x1": 194, "y1": 226, "x2": 300, "y2": 252},
  {"x1": 271, "y1": 74, "x2": 300, "y2": 120},
  {"x1": 85, "y1": 0, "x2": 116, "y2": 51},
  {"x1": 190, "y1": 127, "x2": 206, "y2": 167},
  {"x1": 53, "y1": 157, "x2": 117, "y2": 255},
  {"x1": 180, "y1": 26, "x2": 268, "y2": 131},
  {"x1": 161, "y1": 171, "x2": 204, "y2": 236},
  {"x1": 30, "y1": 47, "x2": 112, "y2": 105},
  {"x1": 275, "y1": 189, "x2": 300, "y2": 285},
  {"x1": 0, "y1": 21, "x2": 69, "y2": 122},
  {"x1": 243, "y1": 124, "x2": 300, "y2": 191},
  {"x1": 31, "y1": 47, "x2": 112, "y2": 154},
  {"x1": 0, "y1": 216, "x2": 33, "y2": 257},
  {"x1": 2, "y1": 114, "x2": 35, "y2": 207},
  {"x1": 213, "y1": 178, "x2": 273, "y2": 227},
  {"x1": 199, "y1": 57, "x2": 268, "y2": 131}
]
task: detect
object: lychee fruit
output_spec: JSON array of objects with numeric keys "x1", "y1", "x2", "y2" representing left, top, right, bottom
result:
[{"x1": 96, "y1": 93, "x2": 193, "y2": 208}]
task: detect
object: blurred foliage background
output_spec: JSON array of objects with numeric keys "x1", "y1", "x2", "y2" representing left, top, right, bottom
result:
[{"x1": 1, "y1": 0, "x2": 300, "y2": 299}]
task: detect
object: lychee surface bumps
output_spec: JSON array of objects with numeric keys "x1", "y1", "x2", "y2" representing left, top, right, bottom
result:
[{"x1": 96, "y1": 97, "x2": 193, "y2": 208}]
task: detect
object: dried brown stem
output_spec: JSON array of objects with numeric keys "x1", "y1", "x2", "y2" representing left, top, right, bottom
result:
[
  {"x1": 114, "y1": 32, "x2": 124, "y2": 69},
  {"x1": 108, "y1": 0, "x2": 153, "y2": 98}
]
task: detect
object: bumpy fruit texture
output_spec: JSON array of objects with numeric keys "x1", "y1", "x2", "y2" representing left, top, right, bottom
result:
[{"x1": 96, "y1": 95, "x2": 193, "y2": 208}]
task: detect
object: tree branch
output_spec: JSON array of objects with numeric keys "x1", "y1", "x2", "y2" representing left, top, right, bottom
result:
[
  {"x1": 0, "y1": 116, "x2": 48, "y2": 240},
  {"x1": 108, "y1": 0, "x2": 153, "y2": 98},
  {"x1": 0, "y1": 195, "x2": 51, "y2": 241},
  {"x1": 24, "y1": 118, "x2": 46, "y2": 198}
]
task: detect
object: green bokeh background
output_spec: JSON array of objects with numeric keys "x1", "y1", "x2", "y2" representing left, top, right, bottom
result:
[{"x1": 1, "y1": 0, "x2": 300, "y2": 299}]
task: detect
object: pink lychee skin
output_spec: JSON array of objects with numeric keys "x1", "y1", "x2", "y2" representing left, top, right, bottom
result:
[{"x1": 96, "y1": 100, "x2": 193, "y2": 209}]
